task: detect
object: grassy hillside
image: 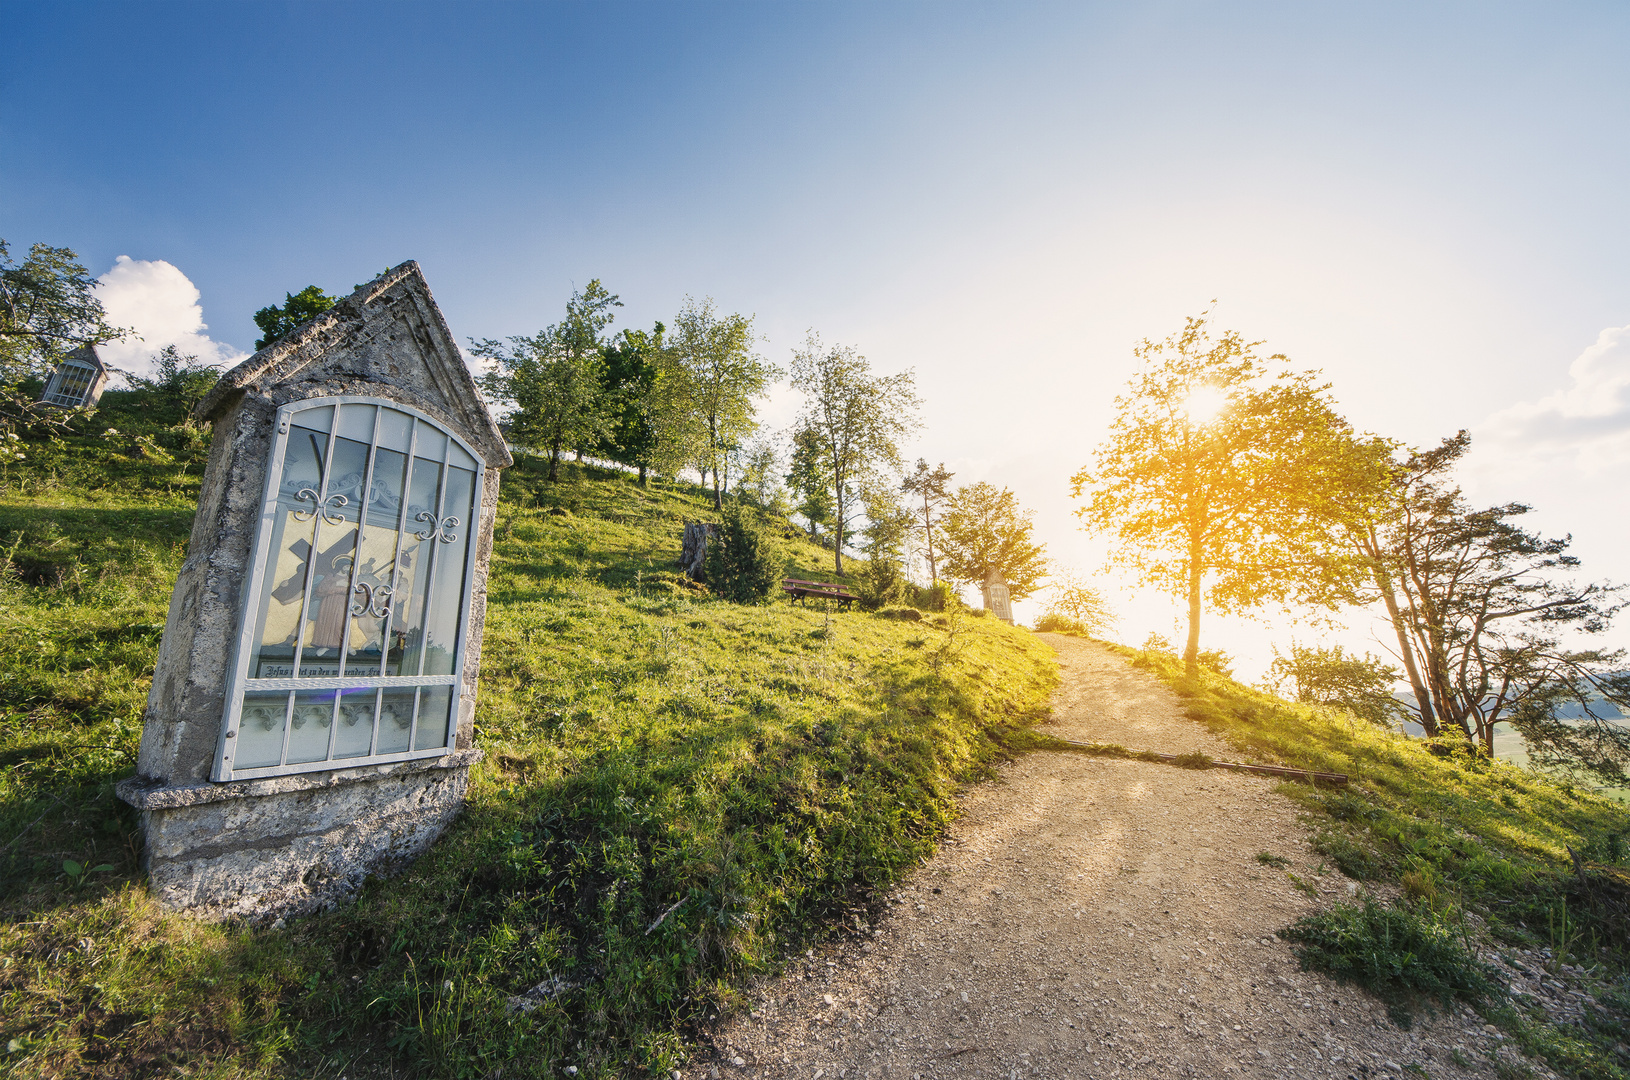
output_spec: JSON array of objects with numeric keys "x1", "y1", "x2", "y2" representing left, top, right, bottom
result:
[
  {"x1": 0, "y1": 399, "x2": 1057, "y2": 1079},
  {"x1": 1117, "y1": 643, "x2": 1630, "y2": 1079}
]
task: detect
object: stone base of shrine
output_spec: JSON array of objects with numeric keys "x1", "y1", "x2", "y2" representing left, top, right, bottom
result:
[{"x1": 116, "y1": 749, "x2": 481, "y2": 922}]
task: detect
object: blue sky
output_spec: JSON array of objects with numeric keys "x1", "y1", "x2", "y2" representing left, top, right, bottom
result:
[{"x1": 7, "y1": 1, "x2": 1630, "y2": 679}]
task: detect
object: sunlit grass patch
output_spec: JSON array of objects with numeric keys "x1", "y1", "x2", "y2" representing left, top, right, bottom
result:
[
  {"x1": 1121, "y1": 642, "x2": 1630, "y2": 1078},
  {"x1": 3, "y1": 429, "x2": 1058, "y2": 1077}
]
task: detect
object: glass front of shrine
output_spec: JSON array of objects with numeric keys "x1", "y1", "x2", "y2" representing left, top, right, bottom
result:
[{"x1": 213, "y1": 397, "x2": 482, "y2": 780}]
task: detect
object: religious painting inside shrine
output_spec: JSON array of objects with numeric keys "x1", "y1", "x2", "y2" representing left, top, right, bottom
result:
[{"x1": 214, "y1": 397, "x2": 482, "y2": 780}]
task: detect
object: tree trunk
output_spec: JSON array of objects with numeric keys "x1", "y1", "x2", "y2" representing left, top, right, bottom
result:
[
  {"x1": 833, "y1": 485, "x2": 846, "y2": 575},
  {"x1": 1183, "y1": 546, "x2": 1203, "y2": 684},
  {"x1": 548, "y1": 437, "x2": 561, "y2": 482},
  {"x1": 638, "y1": 463, "x2": 647, "y2": 485},
  {"x1": 923, "y1": 492, "x2": 938, "y2": 585},
  {"x1": 1368, "y1": 550, "x2": 1438, "y2": 735}
]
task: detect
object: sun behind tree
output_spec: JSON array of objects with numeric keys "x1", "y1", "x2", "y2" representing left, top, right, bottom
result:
[{"x1": 1072, "y1": 312, "x2": 1387, "y2": 684}]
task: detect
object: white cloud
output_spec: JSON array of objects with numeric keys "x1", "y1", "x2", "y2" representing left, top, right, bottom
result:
[
  {"x1": 1472, "y1": 323, "x2": 1630, "y2": 477},
  {"x1": 93, "y1": 256, "x2": 249, "y2": 379}
]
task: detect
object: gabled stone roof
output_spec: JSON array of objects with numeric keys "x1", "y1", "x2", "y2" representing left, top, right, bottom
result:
[
  {"x1": 196, "y1": 261, "x2": 511, "y2": 469},
  {"x1": 63, "y1": 343, "x2": 108, "y2": 372}
]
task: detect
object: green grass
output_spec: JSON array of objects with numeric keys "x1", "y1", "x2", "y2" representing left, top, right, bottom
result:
[
  {"x1": 1120, "y1": 643, "x2": 1630, "y2": 1079},
  {"x1": 0, "y1": 406, "x2": 1058, "y2": 1078},
  {"x1": 1278, "y1": 898, "x2": 1499, "y2": 1027}
]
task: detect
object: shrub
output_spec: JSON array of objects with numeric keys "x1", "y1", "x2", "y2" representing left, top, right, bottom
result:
[
  {"x1": 1038, "y1": 574, "x2": 1116, "y2": 636},
  {"x1": 912, "y1": 580, "x2": 956, "y2": 613},
  {"x1": 703, "y1": 500, "x2": 785, "y2": 603},
  {"x1": 854, "y1": 557, "x2": 908, "y2": 611},
  {"x1": 1265, "y1": 642, "x2": 1408, "y2": 726},
  {"x1": 875, "y1": 606, "x2": 922, "y2": 622},
  {"x1": 1034, "y1": 612, "x2": 1092, "y2": 636},
  {"x1": 1279, "y1": 899, "x2": 1498, "y2": 1026}
]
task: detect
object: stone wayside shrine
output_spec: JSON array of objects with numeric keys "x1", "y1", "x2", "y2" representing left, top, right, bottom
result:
[
  {"x1": 981, "y1": 567, "x2": 1014, "y2": 624},
  {"x1": 117, "y1": 262, "x2": 511, "y2": 921}
]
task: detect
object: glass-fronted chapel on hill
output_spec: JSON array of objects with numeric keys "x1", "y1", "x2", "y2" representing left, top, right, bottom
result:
[{"x1": 117, "y1": 262, "x2": 511, "y2": 922}]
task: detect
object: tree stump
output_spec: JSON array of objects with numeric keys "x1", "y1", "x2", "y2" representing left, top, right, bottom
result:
[{"x1": 680, "y1": 521, "x2": 717, "y2": 580}]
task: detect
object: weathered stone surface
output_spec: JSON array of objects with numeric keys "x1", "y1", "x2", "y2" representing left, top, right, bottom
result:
[
  {"x1": 122, "y1": 262, "x2": 508, "y2": 920},
  {"x1": 133, "y1": 754, "x2": 474, "y2": 921},
  {"x1": 116, "y1": 749, "x2": 483, "y2": 810}
]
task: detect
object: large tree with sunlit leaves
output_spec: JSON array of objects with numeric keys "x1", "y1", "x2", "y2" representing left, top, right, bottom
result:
[{"x1": 1071, "y1": 313, "x2": 1388, "y2": 683}]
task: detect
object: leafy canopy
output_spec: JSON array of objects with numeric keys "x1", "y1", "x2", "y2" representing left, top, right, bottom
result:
[
  {"x1": 1072, "y1": 312, "x2": 1385, "y2": 680},
  {"x1": 252, "y1": 285, "x2": 337, "y2": 350},
  {"x1": 472, "y1": 280, "x2": 621, "y2": 481},
  {"x1": 596, "y1": 321, "x2": 682, "y2": 482},
  {"x1": 1, "y1": 239, "x2": 128, "y2": 383},
  {"x1": 120, "y1": 345, "x2": 223, "y2": 419},
  {"x1": 938, "y1": 481, "x2": 1048, "y2": 601},
  {"x1": 785, "y1": 426, "x2": 835, "y2": 541},
  {"x1": 670, "y1": 297, "x2": 778, "y2": 507},
  {"x1": 789, "y1": 332, "x2": 919, "y2": 574},
  {"x1": 1264, "y1": 642, "x2": 1407, "y2": 727}
]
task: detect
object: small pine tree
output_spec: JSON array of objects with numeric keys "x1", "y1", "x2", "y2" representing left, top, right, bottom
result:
[
  {"x1": 854, "y1": 557, "x2": 907, "y2": 611},
  {"x1": 704, "y1": 499, "x2": 785, "y2": 603}
]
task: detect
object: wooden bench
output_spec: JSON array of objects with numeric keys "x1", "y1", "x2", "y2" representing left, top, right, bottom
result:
[{"x1": 782, "y1": 578, "x2": 857, "y2": 609}]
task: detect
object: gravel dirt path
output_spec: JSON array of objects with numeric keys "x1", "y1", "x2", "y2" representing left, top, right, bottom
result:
[{"x1": 709, "y1": 635, "x2": 1553, "y2": 1079}]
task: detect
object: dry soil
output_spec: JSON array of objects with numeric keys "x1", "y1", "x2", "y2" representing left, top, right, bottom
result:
[{"x1": 707, "y1": 634, "x2": 1555, "y2": 1079}]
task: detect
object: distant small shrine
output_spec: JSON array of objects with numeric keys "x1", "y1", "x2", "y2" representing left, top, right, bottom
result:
[
  {"x1": 39, "y1": 344, "x2": 110, "y2": 408},
  {"x1": 117, "y1": 262, "x2": 511, "y2": 921},
  {"x1": 981, "y1": 567, "x2": 1014, "y2": 624}
]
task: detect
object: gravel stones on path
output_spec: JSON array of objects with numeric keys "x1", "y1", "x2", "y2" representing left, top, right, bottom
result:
[{"x1": 709, "y1": 636, "x2": 1552, "y2": 1079}]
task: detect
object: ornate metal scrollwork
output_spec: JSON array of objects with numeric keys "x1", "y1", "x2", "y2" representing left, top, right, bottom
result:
[
  {"x1": 414, "y1": 511, "x2": 461, "y2": 543},
  {"x1": 292, "y1": 488, "x2": 349, "y2": 525},
  {"x1": 349, "y1": 582, "x2": 393, "y2": 619}
]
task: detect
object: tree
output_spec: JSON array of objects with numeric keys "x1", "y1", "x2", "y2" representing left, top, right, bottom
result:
[
  {"x1": 786, "y1": 426, "x2": 834, "y2": 542},
  {"x1": 704, "y1": 497, "x2": 786, "y2": 603},
  {"x1": 732, "y1": 436, "x2": 786, "y2": 514},
  {"x1": 252, "y1": 285, "x2": 337, "y2": 349},
  {"x1": 1, "y1": 240, "x2": 127, "y2": 383},
  {"x1": 851, "y1": 484, "x2": 914, "y2": 611},
  {"x1": 1072, "y1": 313, "x2": 1383, "y2": 683},
  {"x1": 789, "y1": 333, "x2": 920, "y2": 574},
  {"x1": 598, "y1": 321, "x2": 690, "y2": 484},
  {"x1": 938, "y1": 482, "x2": 1048, "y2": 602},
  {"x1": 1265, "y1": 643, "x2": 1407, "y2": 727},
  {"x1": 121, "y1": 344, "x2": 223, "y2": 418},
  {"x1": 860, "y1": 483, "x2": 913, "y2": 566},
  {"x1": 670, "y1": 297, "x2": 778, "y2": 508},
  {"x1": 1359, "y1": 432, "x2": 1630, "y2": 781},
  {"x1": 1037, "y1": 572, "x2": 1117, "y2": 636},
  {"x1": 901, "y1": 458, "x2": 954, "y2": 586},
  {"x1": 471, "y1": 280, "x2": 620, "y2": 481}
]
